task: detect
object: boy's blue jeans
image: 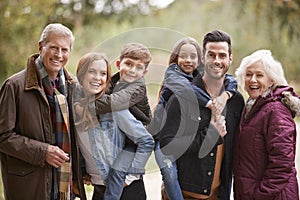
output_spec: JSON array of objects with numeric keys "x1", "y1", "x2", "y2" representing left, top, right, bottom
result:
[
  {"x1": 103, "y1": 144, "x2": 138, "y2": 200},
  {"x1": 102, "y1": 109, "x2": 153, "y2": 200},
  {"x1": 155, "y1": 142, "x2": 184, "y2": 200}
]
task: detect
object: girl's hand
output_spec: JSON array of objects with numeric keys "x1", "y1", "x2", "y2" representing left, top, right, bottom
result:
[
  {"x1": 212, "y1": 91, "x2": 230, "y2": 115},
  {"x1": 207, "y1": 103, "x2": 217, "y2": 116}
]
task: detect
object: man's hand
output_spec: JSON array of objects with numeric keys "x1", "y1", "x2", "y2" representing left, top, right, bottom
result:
[
  {"x1": 211, "y1": 114, "x2": 227, "y2": 137},
  {"x1": 46, "y1": 145, "x2": 69, "y2": 168}
]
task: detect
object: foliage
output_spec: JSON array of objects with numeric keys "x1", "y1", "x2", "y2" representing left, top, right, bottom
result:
[
  {"x1": 68, "y1": 0, "x2": 300, "y2": 94},
  {"x1": 0, "y1": 0, "x2": 299, "y2": 88},
  {"x1": 236, "y1": 0, "x2": 300, "y2": 43},
  {"x1": 233, "y1": 0, "x2": 300, "y2": 85},
  {"x1": 0, "y1": 0, "x2": 167, "y2": 84},
  {"x1": 0, "y1": 0, "x2": 57, "y2": 83},
  {"x1": 53, "y1": 0, "x2": 163, "y2": 29},
  {"x1": 0, "y1": 0, "x2": 300, "y2": 196}
]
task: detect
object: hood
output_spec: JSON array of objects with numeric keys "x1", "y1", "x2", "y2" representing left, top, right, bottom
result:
[
  {"x1": 278, "y1": 86, "x2": 300, "y2": 117},
  {"x1": 254, "y1": 85, "x2": 300, "y2": 118}
]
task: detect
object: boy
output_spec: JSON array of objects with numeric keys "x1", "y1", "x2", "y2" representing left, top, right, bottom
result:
[{"x1": 103, "y1": 42, "x2": 153, "y2": 200}]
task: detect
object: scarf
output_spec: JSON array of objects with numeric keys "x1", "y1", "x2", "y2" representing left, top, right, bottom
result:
[
  {"x1": 244, "y1": 98, "x2": 256, "y2": 119},
  {"x1": 36, "y1": 57, "x2": 71, "y2": 200}
]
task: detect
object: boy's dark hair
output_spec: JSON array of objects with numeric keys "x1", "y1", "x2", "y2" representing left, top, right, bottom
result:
[
  {"x1": 202, "y1": 30, "x2": 232, "y2": 55},
  {"x1": 119, "y1": 42, "x2": 152, "y2": 68}
]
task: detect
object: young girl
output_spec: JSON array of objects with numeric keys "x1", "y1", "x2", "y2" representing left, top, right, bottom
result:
[
  {"x1": 149, "y1": 37, "x2": 237, "y2": 200},
  {"x1": 74, "y1": 52, "x2": 153, "y2": 200}
]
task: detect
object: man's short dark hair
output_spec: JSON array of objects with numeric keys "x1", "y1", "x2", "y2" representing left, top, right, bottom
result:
[{"x1": 202, "y1": 30, "x2": 231, "y2": 55}]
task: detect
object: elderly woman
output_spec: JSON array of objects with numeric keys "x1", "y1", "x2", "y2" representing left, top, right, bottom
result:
[{"x1": 233, "y1": 49, "x2": 300, "y2": 199}]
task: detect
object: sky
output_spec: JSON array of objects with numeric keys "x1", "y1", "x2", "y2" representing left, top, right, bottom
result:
[{"x1": 149, "y1": 0, "x2": 175, "y2": 8}]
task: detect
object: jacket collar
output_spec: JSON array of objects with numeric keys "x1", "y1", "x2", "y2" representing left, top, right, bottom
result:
[{"x1": 25, "y1": 54, "x2": 76, "y2": 91}]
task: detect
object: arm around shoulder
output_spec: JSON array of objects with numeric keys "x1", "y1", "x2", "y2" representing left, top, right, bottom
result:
[{"x1": 94, "y1": 80, "x2": 146, "y2": 114}]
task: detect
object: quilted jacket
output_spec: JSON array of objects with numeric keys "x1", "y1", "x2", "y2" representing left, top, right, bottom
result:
[{"x1": 233, "y1": 86, "x2": 299, "y2": 200}]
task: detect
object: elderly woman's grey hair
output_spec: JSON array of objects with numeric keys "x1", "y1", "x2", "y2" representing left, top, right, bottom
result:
[{"x1": 235, "y1": 49, "x2": 288, "y2": 92}]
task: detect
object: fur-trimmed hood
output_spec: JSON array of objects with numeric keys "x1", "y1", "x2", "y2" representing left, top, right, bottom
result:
[{"x1": 275, "y1": 86, "x2": 300, "y2": 117}]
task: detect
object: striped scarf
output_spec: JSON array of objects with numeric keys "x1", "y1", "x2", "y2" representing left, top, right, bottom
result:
[{"x1": 36, "y1": 57, "x2": 71, "y2": 200}]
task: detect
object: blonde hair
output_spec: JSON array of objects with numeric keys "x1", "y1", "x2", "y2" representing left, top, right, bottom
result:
[{"x1": 235, "y1": 49, "x2": 288, "y2": 91}]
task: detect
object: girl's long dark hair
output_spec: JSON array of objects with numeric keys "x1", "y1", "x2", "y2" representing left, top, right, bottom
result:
[{"x1": 157, "y1": 37, "x2": 202, "y2": 100}]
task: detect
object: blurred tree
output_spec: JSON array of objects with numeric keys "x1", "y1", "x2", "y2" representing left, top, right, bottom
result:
[
  {"x1": 0, "y1": 0, "x2": 175, "y2": 83},
  {"x1": 276, "y1": 0, "x2": 300, "y2": 41},
  {"x1": 52, "y1": 0, "x2": 169, "y2": 29},
  {"x1": 1, "y1": 0, "x2": 299, "y2": 84},
  {"x1": 236, "y1": 0, "x2": 300, "y2": 43},
  {"x1": 0, "y1": 0, "x2": 57, "y2": 82}
]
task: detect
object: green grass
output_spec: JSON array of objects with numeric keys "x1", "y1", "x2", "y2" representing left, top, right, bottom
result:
[{"x1": 146, "y1": 152, "x2": 160, "y2": 173}]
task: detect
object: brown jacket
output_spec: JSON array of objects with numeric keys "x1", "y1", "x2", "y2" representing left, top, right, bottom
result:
[{"x1": 0, "y1": 54, "x2": 86, "y2": 200}]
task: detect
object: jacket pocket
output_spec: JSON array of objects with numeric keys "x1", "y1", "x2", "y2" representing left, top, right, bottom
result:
[{"x1": 7, "y1": 156, "x2": 36, "y2": 176}]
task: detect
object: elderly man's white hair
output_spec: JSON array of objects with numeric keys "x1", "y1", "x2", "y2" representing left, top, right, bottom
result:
[{"x1": 39, "y1": 23, "x2": 75, "y2": 51}]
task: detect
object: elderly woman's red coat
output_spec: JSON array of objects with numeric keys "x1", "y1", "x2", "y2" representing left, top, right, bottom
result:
[{"x1": 233, "y1": 86, "x2": 299, "y2": 200}]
